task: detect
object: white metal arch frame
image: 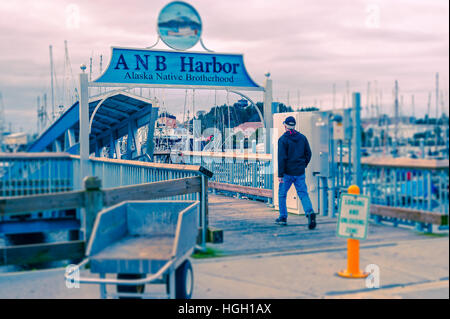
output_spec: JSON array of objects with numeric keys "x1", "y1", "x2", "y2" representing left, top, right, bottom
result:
[
  {"x1": 80, "y1": 78, "x2": 273, "y2": 166},
  {"x1": 79, "y1": 61, "x2": 273, "y2": 171},
  {"x1": 88, "y1": 89, "x2": 126, "y2": 134},
  {"x1": 227, "y1": 89, "x2": 265, "y2": 126}
]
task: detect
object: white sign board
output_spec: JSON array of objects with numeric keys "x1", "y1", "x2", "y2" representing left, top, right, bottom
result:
[{"x1": 337, "y1": 193, "x2": 370, "y2": 240}]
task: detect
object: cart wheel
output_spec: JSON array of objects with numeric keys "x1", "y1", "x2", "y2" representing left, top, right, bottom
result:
[
  {"x1": 116, "y1": 273, "x2": 145, "y2": 299},
  {"x1": 166, "y1": 260, "x2": 194, "y2": 299}
]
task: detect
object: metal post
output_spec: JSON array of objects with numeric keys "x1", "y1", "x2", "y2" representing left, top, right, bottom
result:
[
  {"x1": 321, "y1": 176, "x2": 328, "y2": 217},
  {"x1": 79, "y1": 67, "x2": 89, "y2": 184},
  {"x1": 263, "y1": 75, "x2": 273, "y2": 154},
  {"x1": 168, "y1": 266, "x2": 175, "y2": 299},
  {"x1": 316, "y1": 175, "x2": 321, "y2": 215},
  {"x1": 193, "y1": 119, "x2": 201, "y2": 164},
  {"x1": 339, "y1": 140, "x2": 343, "y2": 187},
  {"x1": 427, "y1": 171, "x2": 432, "y2": 211},
  {"x1": 99, "y1": 273, "x2": 107, "y2": 299},
  {"x1": 348, "y1": 138, "x2": 352, "y2": 186},
  {"x1": 420, "y1": 139, "x2": 425, "y2": 159},
  {"x1": 329, "y1": 116, "x2": 336, "y2": 217},
  {"x1": 200, "y1": 174, "x2": 207, "y2": 251},
  {"x1": 352, "y1": 93, "x2": 362, "y2": 190}
]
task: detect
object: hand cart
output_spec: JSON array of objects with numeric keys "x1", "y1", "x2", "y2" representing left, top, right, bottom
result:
[{"x1": 65, "y1": 200, "x2": 199, "y2": 299}]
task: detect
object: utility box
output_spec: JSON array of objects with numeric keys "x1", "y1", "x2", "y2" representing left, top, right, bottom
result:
[{"x1": 273, "y1": 111, "x2": 330, "y2": 215}]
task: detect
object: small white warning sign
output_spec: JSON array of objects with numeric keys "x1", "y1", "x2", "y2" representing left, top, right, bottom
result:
[{"x1": 337, "y1": 193, "x2": 370, "y2": 240}]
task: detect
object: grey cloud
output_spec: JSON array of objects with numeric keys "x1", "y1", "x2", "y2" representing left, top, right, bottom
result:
[{"x1": 0, "y1": 0, "x2": 448, "y2": 132}]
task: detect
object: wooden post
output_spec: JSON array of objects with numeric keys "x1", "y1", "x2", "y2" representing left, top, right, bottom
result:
[{"x1": 84, "y1": 176, "x2": 103, "y2": 243}]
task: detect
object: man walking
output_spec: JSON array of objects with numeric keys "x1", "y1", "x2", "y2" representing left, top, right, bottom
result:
[{"x1": 276, "y1": 116, "x2": 316, "y2": 229}]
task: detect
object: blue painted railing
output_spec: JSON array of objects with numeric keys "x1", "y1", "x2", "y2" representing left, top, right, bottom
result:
[
  {"x1": 336, "y1": 158, "x2": 449, "y2": 215},
  {"x1": 0, "y1": 153, "x2": 207, "y2": 236},
  {"x1": 181, "y1": 151, "x2": 273, "y2": 192},
  {"x1": 0, "y1": 153, "x2": 73, "y2": 197},
  {"x1": 0, "y1": 154, "x2": 76, "y2": 230},
  {"x1": 71, "y1": 157, "x2": 202, "y2": 202},
  {"x1": 1, "y1": 153, "x2": 448, "y2": 216}
]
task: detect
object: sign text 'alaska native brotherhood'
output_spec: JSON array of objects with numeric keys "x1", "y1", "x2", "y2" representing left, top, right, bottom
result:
[{"x1": 94, "y1": 47, "x2": 262, "y2": 90}]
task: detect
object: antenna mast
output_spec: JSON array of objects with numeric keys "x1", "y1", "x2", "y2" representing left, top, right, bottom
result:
[
  {"x1": 89, "y1": 56, "x2": 93, "y2": 82},
  {"x1": 346, "y1": 80, "x2": 350, "y2": 108},
  {"x1": 435, "y1": 72, "x2": 439, "y2": 153},
  {"x1": 37, "y1": 96, "x2": 40, "y2": 133},
  {"x1": 37, "y1": 94, "x2": 49, "y2": 134},
  {"x1": 63, "y1": 40, "x2": 77, "y2": 108},
  {"x1": 366, "y1": 81, "x2": 371, "y2": 119},
  {"x1": 99, "y1": 54, "x2": 103, "y2": 94}
]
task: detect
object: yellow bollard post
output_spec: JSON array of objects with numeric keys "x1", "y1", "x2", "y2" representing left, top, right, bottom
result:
[{"x1": 338, "y1": 185, "x2": 369, "y2": 278}]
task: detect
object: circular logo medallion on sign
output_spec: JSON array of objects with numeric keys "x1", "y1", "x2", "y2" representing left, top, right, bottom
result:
[{"x1": 157, "y1": 1, "x2": 202, "y2": 51}]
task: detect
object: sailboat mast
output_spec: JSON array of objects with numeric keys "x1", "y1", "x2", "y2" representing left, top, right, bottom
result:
[
  {"x1": 49, "y1": 45, "x2": 55, "y2": 121},
  {"x1": 332, "y1": 83, "x2": 336, "y2": 110},
  {"x1": 394, "y1": 80, "x2": 399, "y2": 156},
  {"x1": 435, "y1": 72, "x2": 439, "y2": 153}
]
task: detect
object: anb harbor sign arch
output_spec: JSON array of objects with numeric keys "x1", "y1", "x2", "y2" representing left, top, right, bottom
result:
[
  {"x1": 78, "y1": 1, "x2": 273, "y2": 183},
  {"x1": 92, "y1": 47, "x2": 262, "y2": 91}
]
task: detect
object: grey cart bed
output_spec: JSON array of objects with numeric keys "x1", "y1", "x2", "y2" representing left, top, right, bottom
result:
[{"x1": 65, "y1": 200, "x2": 199, "y2": 299}]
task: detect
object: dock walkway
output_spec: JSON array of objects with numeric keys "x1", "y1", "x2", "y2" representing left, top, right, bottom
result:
[
  {"x1": 0, "y1": 195, "x2": 447, "y2": 299},
  {"x1": 207, "y1": 195, "x2": 438, "y2": 256}
]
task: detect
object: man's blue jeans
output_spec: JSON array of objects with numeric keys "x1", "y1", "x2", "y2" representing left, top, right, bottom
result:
[{"x1": 278, "y1": 174, "x2": 314, "y2": 219}]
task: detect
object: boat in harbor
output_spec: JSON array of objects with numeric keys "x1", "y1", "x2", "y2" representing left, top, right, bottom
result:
[{"x1": 167, "y1": 27, "x2": 198, "y2": 37}]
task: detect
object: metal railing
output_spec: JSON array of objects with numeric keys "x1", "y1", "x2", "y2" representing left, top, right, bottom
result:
[
  {"x1": 0, "y1": 175, "x2": 209, "y2": 266},
  {"x1": 1, "y1": 154, "x2": 212, "y2": 247},
  {"x1": 0, "y1": 153, "x2": 75, "y2": 224},
  {"x1": 179, "y1": 151, "x2": 273, "y2": 198},
  {"x1": 71, "y1": 156, "x2": 212, "y2": 202},
  {"x1": 164, "y1": 152, "x2": 449, "y2": 215},
  {"x1": 1, "y1": 152, "x2": 448, "y2": 236},
  {"x1": 337, "y1": 158, "x2": 449, "y2": 214},
  {"x1": 2, "y1": 153, "x2": 447, "y2": 213},
  {"x1": 0, "y1": 153, "x2": 73, "y2": 197},
  {"x1": 362, "y1": 166, "x2": 448, "y2": 214}
]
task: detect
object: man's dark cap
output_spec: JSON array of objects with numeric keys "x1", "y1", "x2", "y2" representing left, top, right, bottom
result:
[{"x1": 283, "y1": 116, "x2": 296, "y2": 127}]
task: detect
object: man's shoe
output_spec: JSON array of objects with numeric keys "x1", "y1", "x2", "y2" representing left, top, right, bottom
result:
[
  {"x1": 307, "y1": 213, "x2": 316, "y2": 230},
  {"x1": 275, "y1": 217, "x2": 287, "y2": 226}
]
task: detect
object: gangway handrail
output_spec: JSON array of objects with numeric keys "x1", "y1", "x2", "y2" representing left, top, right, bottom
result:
[
  {"x1": 181, "y1": 150, "x2": 272, "y2": 161},
  {"x1": 0, "y1": 152, "x2": 72, "y2": 160},
  {"x1": 69, "y1": 155, "x2": 213, "y2": 178},
  {"x1": 0, "y1": 153, "x2": 214, "y2": 177},
  {"x1": 340, "y1": 156, "x2": 449, "y2": 170},
  {"x1": 2, "y1": 152, "x2": 446, "y2": 169}
]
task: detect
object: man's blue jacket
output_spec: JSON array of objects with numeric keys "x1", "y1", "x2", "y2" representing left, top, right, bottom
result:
[{"x1": 277, "y1": 129, "x2": 312, "y2": 178}]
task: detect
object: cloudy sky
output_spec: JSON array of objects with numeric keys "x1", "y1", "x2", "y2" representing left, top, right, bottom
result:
[{"x1": 0, "y1": 0, "x2": 448, "y2": 134}]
